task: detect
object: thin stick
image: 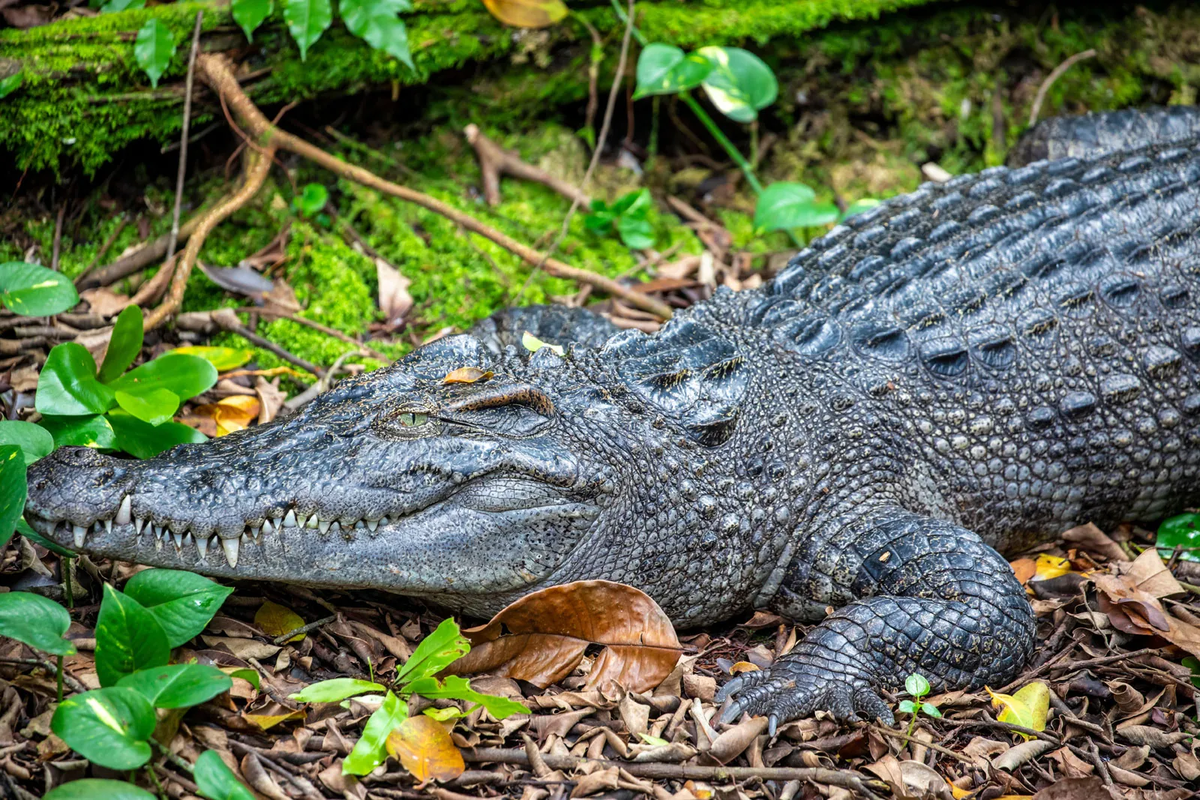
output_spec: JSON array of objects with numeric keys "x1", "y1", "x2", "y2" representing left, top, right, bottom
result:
[
  {"x1": 167, "y1": 11, "x2": 204, "y2": 263},
  {"x1": 195, "y1": 53, "x2": 672, "y2": 321},
  {"x1": 236, "y1": 307, "x2": 393, "y2": 363},
  {"x1": 210, "y1": 308, "x2": 323, "y2": 377},
  {"x1": 51, "y1": 202, "x2": 66, "y2": 271},
  {"x1": 866, "y1": 724, "x2": 972, "y2": 764},
  {"x1": 144, "y1": 147, "x2": 276, "y2": 329},
  {"x1": 1028, "y1": 49, "x2": 1096, "y2": 127},
  {"x1": 272, "y1": 613, "x2": 337, "y2": 645},
  {"x1": 463, "y1": 748, "x2": 888, "y2": 795}
]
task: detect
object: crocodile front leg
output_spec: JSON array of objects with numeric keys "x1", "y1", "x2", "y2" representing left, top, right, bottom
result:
[{"x1": 719, "y1": 508, "x2": 1036, "y2": 730}]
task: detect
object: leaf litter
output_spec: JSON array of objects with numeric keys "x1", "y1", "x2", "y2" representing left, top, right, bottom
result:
[{"x1": 1, "y1": 520, "x2": 1199, "y2": 799}]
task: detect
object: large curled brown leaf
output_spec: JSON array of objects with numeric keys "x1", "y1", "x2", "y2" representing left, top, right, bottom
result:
[{"x1": 448, "y1": 581, "x2": 682, "y2": 692}]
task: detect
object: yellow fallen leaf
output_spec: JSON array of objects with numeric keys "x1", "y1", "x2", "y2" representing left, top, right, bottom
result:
[
  {"x1": 442, "y1": 367, "x2": 493, "y2": 385},
  {"x1": 521, "y1": 331, "x2": 564, "y2": 356},
  {"x1": 729, "y1": 661, "x2": 760, "y2": 675},
  {"x1": 481, "y1": 0, "x2": 568, "y2": 29},
  {"x1": 255, "y1": 600, "x2": 306, "y2": 643},
  {"x1": 243, "y1": 709, "x2": 305, "y2": 730},
  {"x1": 173, "y1": 345, "x2": 255, "y2": 372},
  {"x1": 986, "y1": 681, "x2": 1049, "y2": 739},
  {"x1": 1033, "y1": 554, "x2": 1072, "y2": 581},
  {"x1": 386, "y1": 716, "x2": 465, "y2": 783},
  {"x1": 195, "y1": 395, "x2": 261, "y2": 436}
]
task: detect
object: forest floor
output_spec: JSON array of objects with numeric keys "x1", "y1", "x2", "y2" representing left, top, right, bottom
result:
[{"x1": 2, "y1": 1, "x2": 1200, "y2": 798}]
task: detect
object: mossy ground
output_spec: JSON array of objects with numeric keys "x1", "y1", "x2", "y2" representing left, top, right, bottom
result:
[{"x1": 3, "y1": 1, "x2": 1197, "y2": 376}]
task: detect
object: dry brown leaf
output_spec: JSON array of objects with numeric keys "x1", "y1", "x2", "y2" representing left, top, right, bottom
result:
[
  {"x1": 201, "y1": 635, "x2": 282, "y2": 661},
  {"x1": 1047, "y1": 746, "x2": 1094, "y2": 778},
  {"x1": 482, "y1": 0, "x2": 568, "y2": 29},
  {"x1": 195, "y1": 395, "x2": 262, "y2": 436},
  {"x1": 240, "y1": 751, "x2": 290, "y2": 799},
  {"x1": 376, "y1": 257, "x2": 413, "y2": 323},
  {"x1": 449, "y1": 580, "x2": 681, "y2": 692},
  {"x1": 243, "y1": 708, "x2": 306, "y2": 731},
  {"x1": 255, "y1": 377, "x2": 287, "y2": 424},
  {"x1": 254, "y1": 600, "x2": 306, "y2": 643},
  {"x1": 80, "y1": 287, "x2": 132, "y2": 317},
  {"x1": 385, "y1": 716, "x2": 465, "y2": 783},
  {"x1": 1062, "y1": 523, "x2": 1130, "y2": 563},
  {"x1": 1032, "y1": 777, "x2": 1105, "y2": 800},
  {"x1": 442, "y1": 367, "x2": 493, "y2": 385},
  {"x1": 705, "y1": 716, "x2": 767, "y2": 765}
]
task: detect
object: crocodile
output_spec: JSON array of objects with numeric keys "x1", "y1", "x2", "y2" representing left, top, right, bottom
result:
[{"x1": 25, "y1": 107, "x2": 1200, "y2": 728}]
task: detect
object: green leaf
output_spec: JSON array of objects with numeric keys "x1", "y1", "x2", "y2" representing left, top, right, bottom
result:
[
  {"x1": 291, "y1": 678, "x2": 385, "y2": 704},
  {"x1": 396, "y1": 617, "x2": 471, "y2": 684},
  {"x1": 897, "y1": 699, "x2": 917, "y2": 714},
  {"x1": 44, "y1": 780, "x2": 156, "y2": 800},
  {"x1": 107, "y1": 410, "x2": 207, "y2": 460},
  {"x1": 51, "y1": 687, "x2": 155, "y2": 770},
  {"x1": 39, "y1": 414, "x2": 117, "y2": 451},
  {"x1": 283, "y1": 0, "x2": 332, "y2": 60},
  {"x1": 97, "y1": 305, "x2": 144, "y2": 384},
  {"x1": 0, "y1": 70, "x2": 23, "y2": 101},
  {"x1": 1182, "y1": 656, "x2": 1200, "y2": 689},
  {"x1": 172, "y1": 346, "x2": 255, "y2": 372},
  {"x1": 100, "y1": 0, "x2": 147, "y2": 11},
  {"x1": 292, "y1": 182, "x2": 329, "y2": 217},
  {"x1": 617, "y1": 215, "x2": 655, "y2": 250},
  {"x1": 0, "y1": 446, "x2": 26, "y2": 549},
  {"x1": 695, "y1": 46, "x2": 777, "y2": 123},
  {"x1": 342, "y1": 690, "x2": 407, "y2": 775},
  {"x1": 754, "y1": 183, "x2": 839, "y2": 231},
  {"x1": 115, "y1": 388, "x2": 181, "y2": 427},
  {"x1": 134, "y1": 19, "x2": 177, "y2": 89},
  {"x1": 633, "y1": 43, "x2": 711, "y2": 99},
  {"x1": 921, "y1": 702, "x2": 942, "y2": 718},
  {"x1": 17, "y1": 517, "x2": 76, "y2": 557},
  {"x1": 520, "y1": 331, "x2": 564, "y2": 357},
  {"x1": 36, "y1": 343, "x2": 114, "y2": 416},
  {"x1": 118, "y1": 664, "x2": 233, "y2": 709},
  {"x1": 0, "y1": 591, "x2": 75, "y2": 656},
  {"x1": 94, "y1": 584, "x2": 170, "y2": 687},
  {"x1": 0, "y1": 261, "x2": 79, "y2": 316},
  {"x1": 405, "y1": 675, "x2": 528, "y2": 719},
  {"x1": 194, "y1": 750, "x2": 257, "y2": 800},
  {"x1": 0, "y1": 420, "x2": 55, "y2": 465},
  {"x1": 232, "y1": 0, "x2": 274, "y2": 43},
  {"x1": 110, "y1": 353, "x2": 218, "y2": 402},
  {"x1": 904, "y1": 673, "x2": 931, "y2": 698},
  {"x1": 341, "y1": 0, "x2": 414, "y2": 68},
  {"x1": 226, "y1": 667, "x2": 261, "y2": 691},
  {"x1": 1157, "y1": 513, "x2": 1200, "y2": 563},
  {"x1": 124, "y1": 569, "x2": 234, "y2": 647}
]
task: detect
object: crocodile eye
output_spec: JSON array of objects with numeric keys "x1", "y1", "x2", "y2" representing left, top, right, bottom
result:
[{"x1": 397, "y1": 412, "x2": 428, "y2": 428}]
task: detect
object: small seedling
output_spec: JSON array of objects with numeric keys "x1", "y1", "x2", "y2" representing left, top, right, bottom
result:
[{"x1": 898, "y1": 672, "x2": 942, "y2": 742}]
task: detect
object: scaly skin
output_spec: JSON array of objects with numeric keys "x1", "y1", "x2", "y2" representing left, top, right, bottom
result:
[{"x1": 25, "y1": 109, "x2": 1200, "y2": 727}]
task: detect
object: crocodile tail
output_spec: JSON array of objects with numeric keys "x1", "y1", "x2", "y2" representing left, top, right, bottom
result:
[{"x1": 1009, "y1": 105, "x2": 1200, "y2": 166}]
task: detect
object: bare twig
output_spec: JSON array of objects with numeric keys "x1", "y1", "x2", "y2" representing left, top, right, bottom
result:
[
  {"x1": 81, "y1": 215, "x2": 201, "y2": 290},
  {"x1": 235, "y1": 307, "x2": 393, "y2": 363},
  {"x1": 867, "y1": 724, "x2": 972, "y2": 764},
  {"x1": 272, "y1": 614, "x2": 338, "y2": 645},
  {"x1": 195, "y1": 53, "x2": 672, "y2": 320},
  {"x1": 463, "y1": 748, "x2": 887, "y2": 797},
  {"x1": 144, "y1": 147, "x2": 276, "y2": 329},
  {"x1": 210, "y1": 308, "x2": 322, "y2": 377},
  {"x1": 464, "y1": 125, "x2": 591, "y2": 207},
  {"x1": 51, "y1": 202, "x2": 66, "y2": 271},
  {"x1": 167, "y1": 11, "x2": 205, "y2": 263},
  {"x1": 1028, "y1": 49, "x2": 1096, "y2": 126}
]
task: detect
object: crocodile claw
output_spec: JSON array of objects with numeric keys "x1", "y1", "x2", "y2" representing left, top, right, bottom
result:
[{"x1": 717, "y1": 662, "x2": 895, "y2": 732}]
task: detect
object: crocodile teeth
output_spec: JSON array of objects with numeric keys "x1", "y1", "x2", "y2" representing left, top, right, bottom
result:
[
  {"x1": 104, "y1": 518, "x2": 112, "y2": 536},
  {"x1": 307, "y1": 514, "x2": 320, "y2": 529},
  {"x1": 196, "y1": 536, "x2": 210, "y2": 559},
  {"x1": 295, "y1": 514, "x2": 308, "y2": 529},
  {"x1": 116, "y1": 496, "x2": 132, "y2": 526},
  {"x1": 354, "y1": 521, "x2": 366, "y2": 531},
  {"x1": 366, "y1": 519, "x2": 378, "y2": 532},
  {"x1": 172, "y1": 531, "x2": 185, "y2": 551},
  {"x1": 263, "y1": 519, "x2": 275, "y2": 536},
  {"x1": 221, "y1": 537, "x2": 240, "y2": 568},
  {"x1": 330, "y1": 521, "x2": 341, "y2": 533},
  {"x1": 380, "y1": 516, "x2": 389, "y2": 525},
  {"x1": 283, "y1": 510, "x2": 296, "y2": 528},
  {"x1": 318, "y1": 518, "x2": 331, "y2": 534},
  {"x1": 134, "y1": 517, "x2": 146, "y2": 535},
  {"x1": 73, "y1": 525, "x2": 87, "y2": 548}
]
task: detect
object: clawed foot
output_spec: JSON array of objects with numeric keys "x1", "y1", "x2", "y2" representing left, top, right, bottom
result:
[{"x1": 716, "y1": 662, "x2": 895, "y2": 733}]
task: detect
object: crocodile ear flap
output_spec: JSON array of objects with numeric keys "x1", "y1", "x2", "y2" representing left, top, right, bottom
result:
[{"x1": 604, "y1": 319, "x2": 748, "y2": 446}]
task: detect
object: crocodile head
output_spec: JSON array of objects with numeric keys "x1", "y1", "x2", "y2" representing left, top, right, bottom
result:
[{"x1": 24, "y1": 335, "x2": 622, "y2": 614}]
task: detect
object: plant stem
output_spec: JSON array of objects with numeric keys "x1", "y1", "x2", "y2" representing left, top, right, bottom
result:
[
  {"x1": 679, "y1": 91, "x2": 765, "y2": 194},
  {"x1": 56, "y1": 655, "x2": 63, "y2": 703},
  {"x1": 146, "y1": 760, "x2": 167, "y2": 800}
]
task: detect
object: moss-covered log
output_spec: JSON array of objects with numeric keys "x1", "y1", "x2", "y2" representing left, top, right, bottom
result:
[{"x1": 0, "y1": 0, "x2": 945, "y2": 173}]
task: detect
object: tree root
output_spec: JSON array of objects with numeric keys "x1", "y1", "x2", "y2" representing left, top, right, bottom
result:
[
  {"x1": 464, "y1": 124, "x2": 591, "y2": 208},
  {"x1": 196, "y1": 52, "x2": 673, "y2": 322},
  {"x1": 144, "y1": 146, "x2": 277, "y2": 330}
]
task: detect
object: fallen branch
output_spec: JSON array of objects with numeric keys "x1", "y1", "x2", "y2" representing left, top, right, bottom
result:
[
  {"x1": 80, "y1": 215, "x2": 201, "y2": 290},
  {"x1": 464, "y1": 125, "x2": 591, "y2": 207},
  {"x1": 462, "y1": 748, "x2": 888, "y2": 797},
  {"x1": 210, "y1": 308, "x2": 322, "y2": 378},
  {"x1": 196, "y1": 53, "x2": 672, "y2": 321},
  {"x1": 144, "y1": 147, "x2": 277, "y2": 330},
  {"x1": 235, "y1": 307, "x2": 393, "y2": 364}
]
